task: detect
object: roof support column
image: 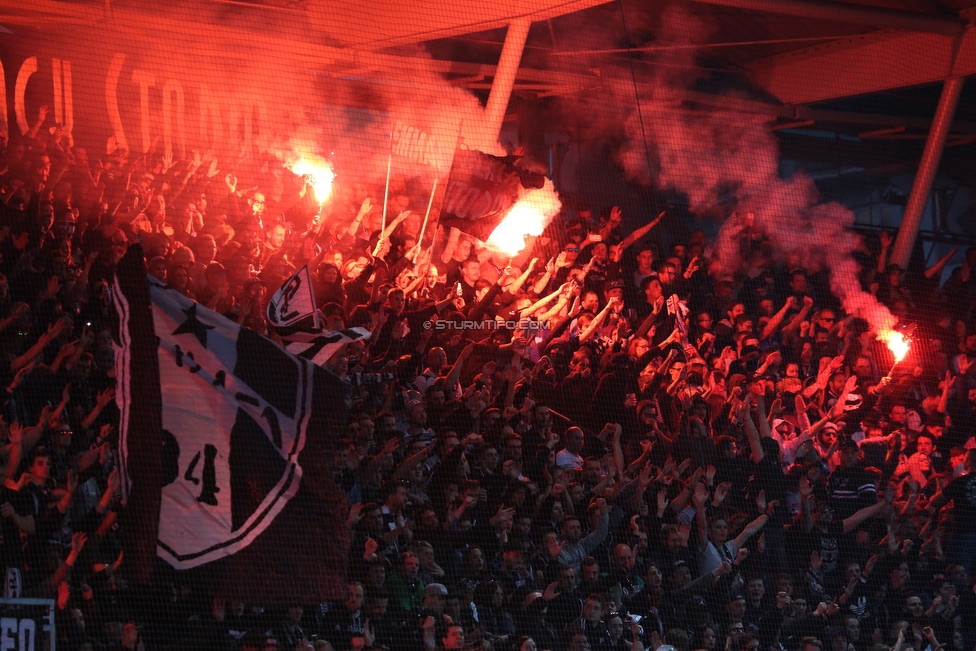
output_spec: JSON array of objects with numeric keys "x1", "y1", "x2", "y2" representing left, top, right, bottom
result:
[
  {"x1": 890, "y1": 76, "x2": 964, "y2": 271},
  {"x1": 484, "y1": 18, "x2": 531, "y2": 143}
]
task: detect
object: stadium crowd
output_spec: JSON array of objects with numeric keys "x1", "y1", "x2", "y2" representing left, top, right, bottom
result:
[{"x1": 1, "y1": 110, "x2": 976, "y2": 651}]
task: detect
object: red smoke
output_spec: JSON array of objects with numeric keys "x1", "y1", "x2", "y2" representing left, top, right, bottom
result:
[{"x1": 578, "y1": 4, "x2": 900, "y2": 335}]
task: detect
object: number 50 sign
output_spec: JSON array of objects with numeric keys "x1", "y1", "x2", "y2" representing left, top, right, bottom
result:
[{"x1": 0, "y1": 599, "x2": 55, "y2": 651}]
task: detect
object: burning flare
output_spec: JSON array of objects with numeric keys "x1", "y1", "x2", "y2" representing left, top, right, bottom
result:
[
  {"x1": 487, "y1": 180, "x2": 562, "y2": 258},
  {"x1": 288, "y1": 155, "x2": 335, "y2": 205},
  {"x1": 880, "y1": 330, "x2": 909, "y2": 364}
]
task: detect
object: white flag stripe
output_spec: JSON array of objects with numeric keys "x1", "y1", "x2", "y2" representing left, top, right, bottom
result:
[{"x1": 284, "y1": 328, "x2": 371, "y2": 367}]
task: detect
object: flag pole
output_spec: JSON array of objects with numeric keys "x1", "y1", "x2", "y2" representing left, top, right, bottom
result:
[
  {"x1": 309, "y1": 264, "x2": 321, "y2": 331},
  {"x1": 424, "y1": 120, "x2": 464, "y2": 261},
  {"x1": 380, "y1": 121, "x2": 394, "y2": 235},
  {"x1": 417, "y1": 178, "x2": 437, "y2": 250}
]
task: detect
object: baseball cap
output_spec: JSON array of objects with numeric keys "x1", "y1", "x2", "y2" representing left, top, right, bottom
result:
[
  {"x1": 604, "y1": 279, "x2": 625, "y2": 293},
  {"x1": 838, "y1": 439, "x2": 859, "y2": 452},
  {"x1": 424, "y1": 583, "x2": 448, "y2": 597}
]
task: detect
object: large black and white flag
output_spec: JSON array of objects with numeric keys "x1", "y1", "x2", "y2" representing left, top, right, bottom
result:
[
  {"x1": 112, "y1": 246, "x2": 350, "y2": 604},
  {"x1": 266, "y1": 264, "x2": 318, "y2": 337}
]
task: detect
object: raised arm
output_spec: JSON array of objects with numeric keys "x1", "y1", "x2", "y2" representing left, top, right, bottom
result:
[
  {"x1": 617, "y1": 210, "x2": 665, "y2": 251},
  {"x1": 25, "y1": 105, "x2": 49, "y2": 141},
  {"x1": 579, "y1": 298, "x2": 615, "y2": 343},
  {"x1": 693, "y1": 481, "x2": 710, "y2": 553},
  {"x1": 538, "y1": 292, "x2": 571, "y2": 326},
  {"x1": 531, "y1": 259, "x2": 555, "y2": 296},
  {"x1": 65, "y1": 328, "x2": 94, "y2": 373},
  {"x1": 877, "y1": 231, "x2": 892, "y2": 275},
  {"x1": 0, "y1": 305, "x2": 29, "y2": 336},
  {"x1": 433, "y1": 283, "x2": 464, "y2": 313},
  {"x1": 506, "y1": 258, "x2": 538, "y2": 295},
  {"x1": 669, "y1": 467, "x2": 702, "y2": 514},
  {"x1": 731, "y1": 494, "x2": 772, "y2": 550},
  {"x1": 781, "y1": 296, "x2": 814, "y2": 338},
  {"x1": 756, "y1": 397, "x2": 772, "y2": 439},
  {"x1": 742, "y1": 402, "x2": 765, "y2": 464},
  {"x1": 841, "y1": 484, "x2": 893, "y2": 533},
  {"x1": 520, "y1": 284, "x2": 564, "y2": 320},
  {"x1": 393, "y1": 446, "x2": 431, "y2": 480},
  {"x1": 666, "y1": 354, "x2": 689, "y2": 396},
  {"x1": 444, "y1": 343, "x2": 475, "y2": 395},
  {"x1": 346, "y1": 198, "x2": 372, "y2": 239},
  {"x1": 794, "y1": 394, "x2": 812, "y2": 433},
  {"x1": 81, "y1": 388, "x2": 116, "y2": 430},
  {"x1": 12, "y1": 319, "x2": 65, "y2": 373},
  {"x1": 803, "y1": 356, "x2": 842, "y2": 399},
  {"x1": 925, "y1": 246, "x2": 958, "y2": 279},
  {"x1": 3, "y1": 424, "x2": 24, "y2": 485},
  {"x1": 635, "y1": 300, "x2": 663, "y2": 339},
  {"x1": 380, "y1": 211, "x2": 411, "y2": 241},
  {"x1": 937, "y1": 371, "x2": 953, "y2": 415},
  {"x1": 579, "y1": 499, "x2": 611, "y2": 553},
  {"x1": 401, "y1": 266, "x2": 428, "y2": 299},
  {"x1": 829, "y1": 375, "x2": 858, "y2": 419},
  {"x1": 762, "y1": 297, "x2": 795, "y2": 340}
]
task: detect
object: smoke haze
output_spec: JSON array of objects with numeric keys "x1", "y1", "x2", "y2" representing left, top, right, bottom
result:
[{"x1": 554, "y1": 3, "x2": 898, "y2": 333}]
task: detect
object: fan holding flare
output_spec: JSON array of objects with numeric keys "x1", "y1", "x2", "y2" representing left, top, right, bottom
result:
[
  {"x1": 486, "y1": 179, "x2": 562, "y2": 259},
  {"x1": 287, "y1": 154, "x2": 335, "y2": 206}
]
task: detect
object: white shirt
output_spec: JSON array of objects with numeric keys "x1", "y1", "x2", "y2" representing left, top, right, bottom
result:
[
  {"x1": 556, "y1": 449, "x2": 583, "y2": 471},
  {"x1": 698, "y1": 538, "x2": 739, "y2": 575},
  {"x1": 699, "y1": 538, "x2": 739, "y2": 577}
]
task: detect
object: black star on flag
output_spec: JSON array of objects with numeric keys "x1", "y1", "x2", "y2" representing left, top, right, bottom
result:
[{"x1": 172, "y1": 303, "x2": 214, "y2": 348}]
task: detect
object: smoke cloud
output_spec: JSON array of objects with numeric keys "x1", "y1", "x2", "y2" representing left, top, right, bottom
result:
[
  {"x1": 557, "y1": 3, "x2": 897, "y2": 334},
  {"x1": 2, "y1": 6, "x2": 503, "y2": 210}
]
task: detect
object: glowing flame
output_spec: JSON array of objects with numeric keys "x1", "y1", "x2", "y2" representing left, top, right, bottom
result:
[
  {"x1": 881, "y1": 330, "x2": 909, "y2": 363},
  {"x1": 487, "y1": 180, "x2": 562, "y2": 257},
  {"x1": 288, "y1": 155, "x2": 335, "y2": 205}
]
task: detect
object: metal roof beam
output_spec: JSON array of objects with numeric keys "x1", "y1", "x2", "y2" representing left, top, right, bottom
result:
[
  {"x1": 748, "y1": 29, "x2": 976, "y2": 105},
  {"x1": 687, "y1": 0, "x2": 964, "y2": 37}
]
